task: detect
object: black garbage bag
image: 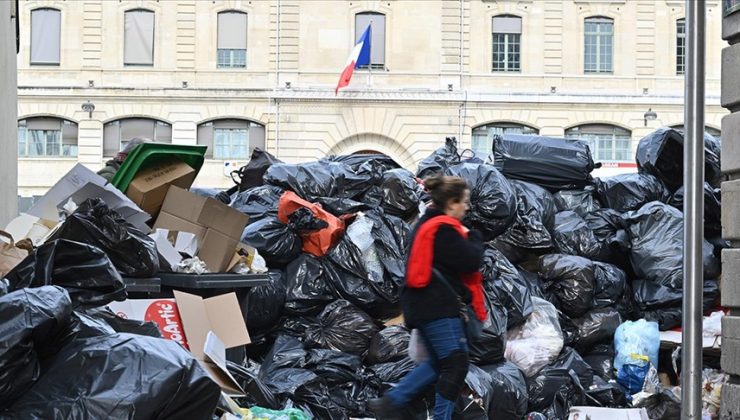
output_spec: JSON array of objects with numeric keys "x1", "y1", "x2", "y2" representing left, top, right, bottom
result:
[
  {"x1": 496, "y1": 180, "x2": 557, "y2": 252},
  {"x1": 596, "y1": 173, "x2": 670, "y2": 212},
  {"x1": 553, "y1": 211, "x2": 601, "y2": 259},
  {"x1": 0, "y1": 286, "x2": 73, "y2": 409},
  {"x1": 315, "y1": 196, "x2": 371, "y2": 217},
  {"x1": 304, "y1": 300, "x2": 381, "y2": 355},
  {"x1": 241, "y1": 270, "x2": 286, "y2": 332},
  {"x1": 189, "y1": 187, "x2": 231, "y2": 204},
  {"x1": 585, "y1": 376, "x2": 628, "y2": 408},
  {"x1": 305, "y1": 348, "x2": 363, "y2": 385},
  {"x1": 416, "y1": 137, "x2": 461, "y2": 178},
  {"x1": 265, "y1": 160, "x2": 382, "y2": 201},
  {"x1": 288, "y1": 207, "x2": 329, "y2": 232},
  {"x1": 366, "y1": 325, "x2": 411, "y2": 365},
  {"x1": 241, "y1": 217, "x2": 302, "y2": 266},
  {"x1": 380, "y1": 169, "x2": 423, "y2": 219},
  {"x1": 82, "y1": 306, "x2": 162, "y2": 338},
  {"x1": 329, "y1": 381, "x2": 380, "y2": 419},
  {"x1": 517, "y1": 268, "x2": 546, "y2": 299},
  {"x1": 636, "y1": 127, "x2": 722, "y2": 191},
  {"x1": 469, "y1": 296, "x2": 508, "y2": 366},
  {"x1": 670, "y1": 183, "x2": 722, "y2": 237},
  {"x1": 284, "y1": 254, "x2": 338, "y2": 315},
  {"x1": 4, "y1": 333, "x2": 221, "y2": 419},
  {"x1": 48, "y1": 198, "x2": 159, "y2": 277},
  {"x1": 231, "y1": 147, "x2": 283, "y2": 192},
  {"x1": 526, "y1": 347, "x2": 593, "y2": 418},
  {"x1": 480, "y1": 361, "x2": 529, "y2": 420},
  {"x1": 633, "y1": 388, "x2": 682, "y2": 420},
  {"x1": 490, "y1": 134, "x2": 596, "y2": 192},
  {"x1": 554, "y1": 186, "x2": 601, "y2": 216},
  {"x1": 582, "y1": 343, "x2": 616, "y2": 380},
  {"x1": 584, "y1": 208, "x2": 631, "y2": 266},
  {"x1": 368, "y1": 357, "x2": 417, "y2": 389},
  {"x1": 538, "y1": 254, "x2": 595, "y2": 318},
  {"x1": 480, "y1": 246, "x2": 533, "y2": 329},
  {"x1": 558, "y1": 311, "x2": 580, "y2": 348},
  {"x1": 4, "y1": 239, "x2": 127, "y2": 308},
  {"x1": 592, "y1": 262, "x2": 627, "y2": 309},
  {"x1": 639, "y1": 281, "x2": 718, "y2": 331},
  {"x1": 231, "y1": 185, "x2": 284, "y2": 224},
  {"x1": 456, "y1": 365, "x2": 495, "y2": 420},
  {"x1": 365, "y1": 209, "x2": 412, "y2": 293},
  {"x1": 625, "y1": 201, "x2": 718, "y2": 289},
  {"x1": 227, "y1": 361, "x2": 280, "y2": 409},
  {"x1": 572, "y1": 308, "x2": 622, "y2": 352},
  {"x1": 634, "y1": 278, "x2": 719, "y2": 311},
  {"x1": 329, "y1": 153, "x2": 401, "y2": 172},
  {"x1": 445, "y1": 162, "x2": 517, "y2": 239}
]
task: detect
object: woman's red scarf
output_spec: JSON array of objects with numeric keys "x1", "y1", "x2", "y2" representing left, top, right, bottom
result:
[{"x1": 406, "y1": 215, "x2": 488, "y2": 322}]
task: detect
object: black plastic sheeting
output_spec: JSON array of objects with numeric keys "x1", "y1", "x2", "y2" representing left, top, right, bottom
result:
[
  {"x1": 241, "y1": 217, "x2": 303, "y2": 266},
  {"x1": 231, "y1": 185, "x2": 284, "y2": 225},
  {"x1": 526, "y1": 347, "x2": 593, "y2": 419},
  {"x1": 4, "y1": 333, "x2": 221, "y2": 419},
  {"x1": 48, "y1": 198, "x2": 159, "y2": 277},
  {"x1": 554, "y1": 186, "x2": 601, "y2": 217},
  {"x1": 495, "y1": 180, "x2": 557, "y2": 252},
  {"x1": 670, "y1": 182, "x2": 722, "y2": 237},
  {"x1": 479, "y1": 245, "x2": 534, "y2": 329},
  {"x1": 365, "y1": 325, "x2": 410, "y2": 365},
  {"x1": 4, "y1": 239, "x2": 127, "y2": 308},
  {"x1": 636, "y1": 127, "x2": 722, "y2": 192},
  {"x1": 553, "y1": 211, "x2": 601, "y2": 259},
  {"x1": 379, "y1": 169, "x2": 423, "y2": 219},
  {"x1": 480, "y1": 361, "x2": 529, "y2": 420},
  {"x1": 596, "y1": 173, "x2": 670, "y2": 212},
  {"x1": 538, "y1": 254, "x2": 595, "y2": 318},
  {"x1": 0, "y1": 286, "x2": 73, "y2": 409},
  {"x1": 416, "y1": 137, "x2": 462, "y2": 178},
  {"x1": 231, "y1": 147, "x2": 283, "y2": 192},
  {"x1": 490, "y1": 134, "x2": 596, "y2": 192},
  {"x1": 445, "y1": 162, "x2": 517, "y2": 239}
]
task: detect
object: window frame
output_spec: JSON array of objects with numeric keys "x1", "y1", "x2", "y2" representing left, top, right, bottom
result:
[
  {"x1": 354, "y1": 11, "x2": 386, "y2": 70},
  {"x1": 584, "y1": 17, "x2": 614, "y2": 74},
  {"x1": 491, "y1": 15, "x2": 522, "y2": 73},
  {"x1": 17, "y1": 117, "x2": 79, "y2": 158},
  {"x1": 676, "y1": 18, "x2": 686, "y2": 75},
  {"x1": 30, "y1": 7, "x2": 61, "y2": 66},
  {"x1": 217, "y1": 10, "x2": 248, "y2": 69},
  {"x1": 123, "y1": 8, "x2": 155, "y2": 67},
  {"x1": 565, "y1": 124, "x2": 632, "y2": 162},
  {"x1": 471, "y1": 122, "x2": 539, "y2": 157},
  {"x1": 102, "y1": 117, "x2": 172, "y2": 157}
]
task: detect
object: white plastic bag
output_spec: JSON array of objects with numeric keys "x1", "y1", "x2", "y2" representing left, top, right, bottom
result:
[
  {"x1": 346, "y1": 213, "x2": 384, "y2": 282},
  {"x1": 504, "y1": 297, "x2": 564, "y2": 377},
  {"x1": 408, "y1": 328, "x2": 429, "y2": 364}
]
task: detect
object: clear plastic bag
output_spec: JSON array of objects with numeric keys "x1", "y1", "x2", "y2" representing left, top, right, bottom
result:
[
  {"x1": 504, "y1": 297, "x2": 564, "y2": 377},
  {"x1": 614, "y1": 319, "x2": 660, "y2": 373}
]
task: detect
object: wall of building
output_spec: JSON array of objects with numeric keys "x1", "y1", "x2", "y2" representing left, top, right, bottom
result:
[
  {"x1": 2, "y1": 1, "x2": 19, "y2": 223},
  {"x1": 16, "y1": 0, "x2": 727, "y2": 196}
]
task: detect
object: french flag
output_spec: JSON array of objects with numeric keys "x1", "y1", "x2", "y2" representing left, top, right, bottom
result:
[{"x1": 335, "y1": 25, "x2": 372, "y2": 95}]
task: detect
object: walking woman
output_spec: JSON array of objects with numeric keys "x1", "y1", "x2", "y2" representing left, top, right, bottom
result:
[{"x1": 369, "y1": 174, "x2": 487, "y2": 420}]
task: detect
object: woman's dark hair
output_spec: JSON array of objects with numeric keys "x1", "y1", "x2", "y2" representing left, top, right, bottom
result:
[{"x1": 424, "y1": 175, "x2": 469, "y2": 209}]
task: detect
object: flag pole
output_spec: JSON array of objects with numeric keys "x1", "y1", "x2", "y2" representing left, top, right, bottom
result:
[{"x1": 368, "y1": 20, "x2": 373, "y2": 87}]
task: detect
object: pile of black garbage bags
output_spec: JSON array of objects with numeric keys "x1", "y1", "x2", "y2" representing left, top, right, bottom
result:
[{"x1": 226, "y1": 127, "x2": 723, "y2": 419}]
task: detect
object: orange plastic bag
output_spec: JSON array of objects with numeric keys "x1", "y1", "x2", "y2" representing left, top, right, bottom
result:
[{"x1": 277, "y1": 191, "x2": 345, "y2": 257}]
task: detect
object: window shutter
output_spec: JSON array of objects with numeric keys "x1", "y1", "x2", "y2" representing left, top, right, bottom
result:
[
  {"x1": 218, "y1": 12, "x2": 247, "y2": 50},
  {"x1": 492, "y1": 16, "x2": 521, "y2": 34},
  {"x1": 124, "y1": 10, "x2": 154, "y2": 65},
  {"x1": 31, "y1": 9, "x2": 61, "y2": 64}
]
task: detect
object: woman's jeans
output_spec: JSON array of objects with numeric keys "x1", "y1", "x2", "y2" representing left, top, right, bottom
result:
[{"x1": 386, "y1": 317, "x2": 469, "y2": 420}]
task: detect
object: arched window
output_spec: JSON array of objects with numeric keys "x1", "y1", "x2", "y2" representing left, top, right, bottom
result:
[
  {"x1": 492, "y1": 15, "x2": 522, "y2": 72},
  {"x1": 676, "y1": 19, "x2": 686, "y2": 75},
  {"x1": 669, "y1": 124, "x2": 721, "y2": 139},
  {"x1": 18, "y1": 117, "x2": 78, "y2": 157},
  {"x1": 124, "y1": 9, "x2": 155, "y2": 66},
  {"x1": 355, "y1": 12, "x2": 385, "y2": 69},
  {"x1": 471, "y1": 122, "x2": 538, "y2": 156},
  {"x1": 103, "y1": 118, "x2": 171, "y2": 157},
  {"x1": 30, "y1": 8, "x2": 61, "y2": 65},
  {"x1": 197, "y1": 119, "x2": 265, "y2": 159},
  {"x1": 217, "y1": 11, "x2": 247, "y2": 68},
  {"x1": 584, "y1": 17, "x2": 613, "y2": 73},
  {"x1": 565, "y1": 124, "x2": 631, "y2": 162}
]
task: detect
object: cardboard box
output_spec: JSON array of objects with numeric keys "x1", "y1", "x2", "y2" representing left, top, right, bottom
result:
[
  {"x1": 126, "y1": 158, "x2": 197, "y2": 217},
  {"x1": 199, "y1": 229, "x2": 239, "y2": 274},
  {"x1": 173, "y1": 290, "x2": 251, "y2": 394},
  {"x1": 107, "y1": 298, "x2": 188, "y2": 348},
  {"x1": 568, "y1": 407, "x2": 649, "y2": 420}
]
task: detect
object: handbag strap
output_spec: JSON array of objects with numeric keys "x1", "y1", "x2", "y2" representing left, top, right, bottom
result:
[
  {"x1": 431, "y1": 268, "x2": 464, "y2": 307},
  {"x1": 0, "y1": 230, "x2": 15, "y2": 247}
]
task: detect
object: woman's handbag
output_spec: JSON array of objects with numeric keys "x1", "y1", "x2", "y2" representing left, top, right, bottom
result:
[{"x1": 432, "y1": 268, "x2": 483, "y2": 340}]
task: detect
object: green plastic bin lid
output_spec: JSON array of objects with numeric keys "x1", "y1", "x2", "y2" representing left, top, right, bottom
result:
[{"x1": 110, "y1": 143, "x2": 208, "y2": 193}]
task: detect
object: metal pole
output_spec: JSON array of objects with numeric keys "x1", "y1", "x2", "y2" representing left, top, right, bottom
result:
[{"x1": 681, "y1": 1, "x2": 705, "y2": 419}]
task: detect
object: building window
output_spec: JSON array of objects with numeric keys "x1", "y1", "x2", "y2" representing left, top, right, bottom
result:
[
  {"x1": 124, "y1": 9, "x2": 155, "y2": 66},
  {"x1": 677, "y1": 19, "x2": 686, "y2": 75},
  {"x1": 197, "y1": 119, "x2": 266, "y2": 160},
  {"x1": 30, "y1": 8, "x2": 61, "y2": 65},
  {"x1": 355, "y1": 12, "x2": 385, "y2": 70},
  {"x1": 565, "y1": 124, "x2": 631, "y2": 162},
  {"x1": 471, "y1": 122, "x2": 538, "y2": 156},
  {"x1": 670, "y1": 124, "x2": 721, "y2": 140},
  {"x1": 103, "y1": 118, "x2": 171, "y2": 157},
  {"x1": 17, "y1": 117, "x2": 78, "y2": 157},
  {"x1": 492, "y1": 15, "x2": 521, "y2": 72},
  {"x1": 584, "y1": 17, "x2": 613, "y2": 73},
  {"x1": 217, "y1": 11, "x2": 247, "y2": 68}
]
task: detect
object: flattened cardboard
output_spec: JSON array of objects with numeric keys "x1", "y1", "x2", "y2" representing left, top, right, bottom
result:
[{"x1": 126, "y1": 158, "x2": 196, "y2": 217}]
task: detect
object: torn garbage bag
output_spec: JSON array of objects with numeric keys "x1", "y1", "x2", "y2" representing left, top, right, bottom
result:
[
  {"x1": 489, "y1": 134, "x2": 596, "y2": 192},
  {"x1": 3, "y1": 333, "x2": 221, "y2": 420},
  {"x1": 445, "y1": 162, "x2": 517, "y2": 239},
  {"x1": 505, "y1": 297, "x2": 564, "y2": 378},
  {"x1": 366, "y1": 325, "x2": 411, "y2": 365},
  {"x1": 48, "y1": 198, "x2": 159, "y2": 277},
  {"x1": 0, "y1": 286, "x2": 72, "y2": 409},
  {"x1": 538, "y1": 254, "x2": 595, "y2": 318},
  {"x1": 553, "y1": 211, "x2": 601, "y2": 259},
  {"x1": 480, "y1": 361, "x2": 529, "y2": 420},
  {"x1": 416, "y1": 137, "x2": 461, "y2": 178},
  {"x1": 554, "y1": 186, "x2": 600, "y2": 216},
  {"x1": 4, "y1": 239, "x2": 126, "y2": 308},
  {"x1": 241, "y1": 217, "x2": 302, "y2": 266},
  {"x1": 231, "y1": 185, "x2": 284, "y2": 224},
  {"x1": 496, "y1": 180, "x2": 557, "y2": 251},
  {"x1": 596, "y1": 173, "x2": 670, "y2": 212}
]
